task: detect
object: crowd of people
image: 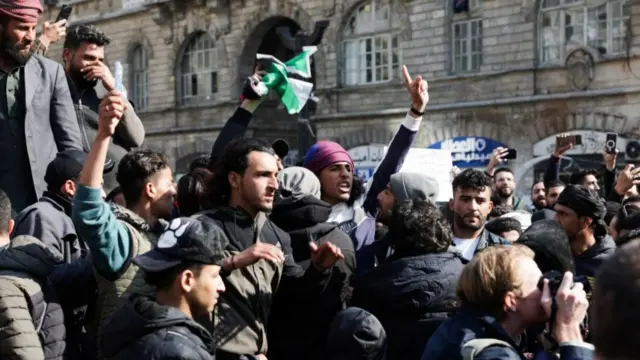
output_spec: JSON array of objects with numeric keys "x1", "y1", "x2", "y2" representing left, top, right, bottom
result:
[{"x1": 0, "y1": 1, "x2": 639, "y2": 360}]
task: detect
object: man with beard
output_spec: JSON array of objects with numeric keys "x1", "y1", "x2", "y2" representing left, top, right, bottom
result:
[
  {"x1": 0, "y1": 0, "x2": 82, "y2": 213},
  {"x1": 485, "y1": 148, "x2": 526, "y2": 210},
  {"x1": 545, "y1": 179, "x2": 565, "y2": 208},
  {"x1": 489, "y1": 167, "x2": 527, "y2": 211},
  {"x1": 529, "y1": 181, "x2": 547, "y2": 211},
  {"x1": 373, "y1": 172, "x2": 439, "y2": 261},
  {"x1": 532, "y1": 180, "x2": 565, "y2": 223},
  {"x1": 203, "y1": 137, "x2": 344, "y2": 359},
  {"x1": 449, "y1": 169, "x2": 507, "y2": 261},
  {"x1": 303, "y1": 66, "x2": 428, "y2": 273},
  {"x1": 352, "y1": 200, "x2": 464, "y2": 359},
  {"x1": 63, "y1": 24, "x2": 145, "y2": 195}
]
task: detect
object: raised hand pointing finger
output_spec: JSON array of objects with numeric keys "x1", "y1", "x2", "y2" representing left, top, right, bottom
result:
[{"x1": 402, "y1": 65, "x2": 412, "y2": 90}]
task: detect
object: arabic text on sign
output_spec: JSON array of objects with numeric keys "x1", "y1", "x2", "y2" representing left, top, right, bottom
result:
[
  {"x1": 451, "y1": 153, "x2": 492, "y2": 163},
  {"x1": 439, "y1": 137, "x2": 487, "y2": 153}
]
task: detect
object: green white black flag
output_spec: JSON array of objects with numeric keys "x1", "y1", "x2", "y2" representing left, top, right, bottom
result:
[{"x1": 254, "y1": 46, "x2": 316, "y2": 114}]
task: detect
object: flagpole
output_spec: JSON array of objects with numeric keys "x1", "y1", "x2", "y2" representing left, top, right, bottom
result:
[{"x1": 276, "y1": 20, "x2": 329, "y2": 161}]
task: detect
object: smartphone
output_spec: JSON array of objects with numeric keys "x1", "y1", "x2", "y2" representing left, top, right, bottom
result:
[
  {"x1": 574, "y1": 135, "x2": 582, "y2": 146},
  {"x1": 605, "y1": 133, "x2": 618, "y2": 154},
  {"x1": 505, "y1": 149, "x2": 517, "y2": 160},
  {"x1": 556, "y1": 135, "x2": 583, "y2": 148},
  {"x1": 55, "y1": 5, "x2": 73, "y2": 22}
]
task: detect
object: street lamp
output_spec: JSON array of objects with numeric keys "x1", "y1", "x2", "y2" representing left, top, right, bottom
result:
[{"x1": 276, "y1": 20, "x2": 330, "y2": 159}]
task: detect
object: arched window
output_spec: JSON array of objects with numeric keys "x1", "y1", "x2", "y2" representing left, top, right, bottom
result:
[
  {"x1": 130, "y1": 45, "x2": 148, "y2": 110},
  {"x1": 342, "y1": 0, "x2": 401, "y2": 86},
  {"x1": 179, "y1": 33, "x2": 218, "y2": 105},
  {"x1": 539, "y1": 0, "x2": 630, "y2": 64}
]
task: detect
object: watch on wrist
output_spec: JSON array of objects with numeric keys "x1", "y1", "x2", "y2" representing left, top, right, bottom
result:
[{"x1": 410, "y1": 106, "x2": 424, "y2": 116}]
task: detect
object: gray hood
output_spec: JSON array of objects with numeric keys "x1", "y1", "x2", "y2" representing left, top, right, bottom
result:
[
  {"x1": 276, "y1": 166, "x2": 321, "y2": 205},
  {"x1": 389, "y1": 172, "x2": 439, "y2": 204},
  {"x1": 0, "y1": 235, "x2": 63, "y2": 278}
]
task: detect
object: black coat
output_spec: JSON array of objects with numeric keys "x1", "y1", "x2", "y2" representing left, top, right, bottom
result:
[
  {"x1": 269, "y1": 195, "x2": 356, "y2": 360},
  {"x1": 100, "y1": 295, "x2": 215, "y2": 360},
  {"x1": 352, "y1": 251, "x2": 464, "y2": 360}
]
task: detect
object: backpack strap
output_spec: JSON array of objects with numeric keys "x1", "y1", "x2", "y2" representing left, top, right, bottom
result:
[{"x1": 461, "y1": 338, "x2": 515, "y2": 360}]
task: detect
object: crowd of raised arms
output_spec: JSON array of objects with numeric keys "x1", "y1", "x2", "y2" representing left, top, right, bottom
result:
[{"x1": 0, "y1": 1, "x2": 638, "y2": 360}]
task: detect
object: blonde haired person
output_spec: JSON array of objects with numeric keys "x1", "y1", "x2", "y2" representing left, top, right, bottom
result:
[{"x1": 422, "y1": 245, "x2": 593, "y2": 360}]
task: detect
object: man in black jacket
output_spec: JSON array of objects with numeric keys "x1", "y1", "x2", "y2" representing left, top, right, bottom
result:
[
  {"x1": 12, "y1": 149, "x2": 112, "y2": 261},
  {"x1": 375, "y1": 171, "x2": 440, "y2": 261},
  {"x1": 352, "y1": 200, "x2": 464, "y2": 360},
  {"x1": 100, "y1": 217, "x2": 227, "y2": 360},
  {"x1": 269, "y1": 166, "x2": 355, "y2": 360},
  {"x1": 553, "y1": 185, "x2": 615, "y2": 278},
  {"x1": 62, "y1": 24, "x2": 145, "y2": 194},
  {"x1": 201, "y1": 137, "x2": 344, "y2": 359}
]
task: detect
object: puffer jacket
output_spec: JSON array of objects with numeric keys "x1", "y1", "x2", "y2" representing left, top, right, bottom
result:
[
  {"x1": 0, "y1": 236, "x2": 66, "y2": 360},
  {"x1": 269, "y1": 194, "x2": 356, "y2": 360},
  {"x1": 92, "y1": 205, "x2": 160, "y2": 348},
  {"x1": 351, "y1": 251, "x2": 464, "y2": 360},
  {"x1": 101, "y1": 295, "x2": 215, "y2": 360}
]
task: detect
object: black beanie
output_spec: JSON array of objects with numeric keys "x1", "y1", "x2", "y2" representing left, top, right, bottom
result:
[{"x1": 517, "y1": 219, "x2": 575, "y2": 274}]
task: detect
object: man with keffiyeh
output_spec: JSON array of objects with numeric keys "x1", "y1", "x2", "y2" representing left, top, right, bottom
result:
[{"x1": 0, "y1": 0, "x2": 82, "y2": 214}]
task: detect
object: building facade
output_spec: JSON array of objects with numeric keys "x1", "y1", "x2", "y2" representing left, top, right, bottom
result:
[{"x1": 43, "y1": 0, "x2": 640, "y2": 193}]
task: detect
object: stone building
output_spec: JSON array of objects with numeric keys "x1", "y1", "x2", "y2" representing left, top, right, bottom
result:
[{"x1": 43, "y1": 0, "x2": 640, "y2": 193}]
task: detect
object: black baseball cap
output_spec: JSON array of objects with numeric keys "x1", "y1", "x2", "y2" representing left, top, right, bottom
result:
[
  {"x1": 272, "y1": 139, "x2": 290, "y2": 159},
  {"x1": 133, "y1": 217, "x2": 229, "y2": 272},
  {"x1": 45, "y1": 150, "x2": 114, "y2": 190}
]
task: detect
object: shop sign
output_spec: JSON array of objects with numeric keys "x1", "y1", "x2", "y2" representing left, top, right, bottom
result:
[{"x1": 428, "y1": 136, "x2": 506, "y2": 167}]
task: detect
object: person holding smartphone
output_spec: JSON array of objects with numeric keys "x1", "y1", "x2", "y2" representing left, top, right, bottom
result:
[
  {"x1": 28, "y1": 4, "x2": 70, "y2": 56},
  {"x1": 0, "y1": 0, "x2": 83, "y2": 213},
  {"x1": 485, "y1": 147, "x2": 528, "y2": 212},
  {"x1": 29, "y1": 19, "x2": 66, "y2": 56}
]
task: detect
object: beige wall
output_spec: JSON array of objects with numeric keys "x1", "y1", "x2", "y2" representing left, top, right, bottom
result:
[{"x1": 40, "y1": 0, "x2": 640, "y2": 178}]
